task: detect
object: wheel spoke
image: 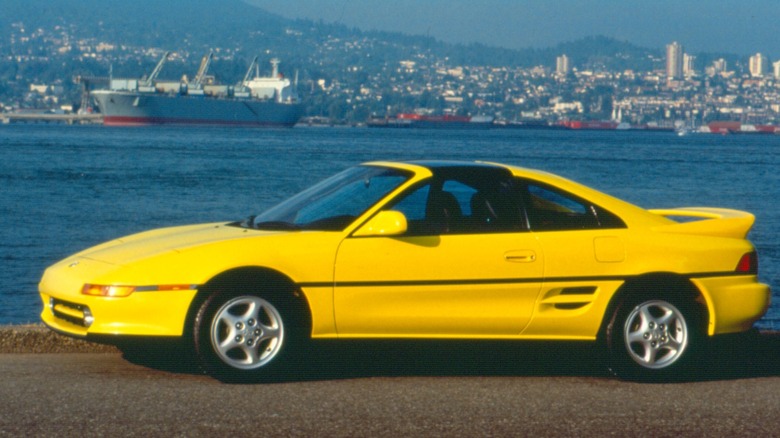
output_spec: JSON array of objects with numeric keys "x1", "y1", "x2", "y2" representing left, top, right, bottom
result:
[
  {"x1": 664, "y1": 335, "x2": 684, "y2": 353},
  {"x1": 244, "y1": 300, "x2": 260, "y2": 321},
  {"x1": 638, "y1": 306, "x2": 654, "y2": 328},
  {"x1": 218, "y1": 332, "x2": 242, "y2": 351},
  {"x1": 627, "y1": 329, "x2": 648, "y2": 344},
  {"x1": 657, "y1": 308, "x2": 677, "y2": 327},
  {"x1": 242, "y1": 343, "x2": 261, "y2": 365},
  {"x1": 643, "y1": 343, "x2": 658, "y2": 365}
]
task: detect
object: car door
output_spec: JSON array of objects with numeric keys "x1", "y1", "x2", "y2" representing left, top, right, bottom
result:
[
  {"x1": 518, "y1": 180, "x2": 629, "y2": 338},
  {"x1": 333, "y1": 169, "x2": 544, "y2": 337}
]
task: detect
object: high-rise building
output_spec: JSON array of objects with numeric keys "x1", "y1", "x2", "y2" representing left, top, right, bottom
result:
[
  {"x1": 556, "y1": 54, "x2": 570, "y2": 76},
  {"x1": 749, "y1": 53, "x2": 769, "y2": 77},
  {"x1": 683, "y1": 54, "x2": 696, "y2": 78},
  {"x1": 774, "y1": 61, "x2": 780, "y2": 80},
  {"x1": 713, "y1": 58, "x2": 727, "y2": 73},
  {"x1": 666, "y1": 42, "x2": 684, "y2": 80},
  {"x1": 706, "y1": 58, "x2": 728, "y2": 77}
]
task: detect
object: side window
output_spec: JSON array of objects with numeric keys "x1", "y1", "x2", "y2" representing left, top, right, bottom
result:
[
  {"x1": 388, "y1": 177, "x2": 526, "y2": 235},
  {"x1": 525, "y1": 183, "x2": 624, "y2": 231},
  {"x1": 391, "y1": 184, "x2": 429, "y2": 222},
  {"x1": 442, "y1": 180, "x2": 477, "y2": 217}
]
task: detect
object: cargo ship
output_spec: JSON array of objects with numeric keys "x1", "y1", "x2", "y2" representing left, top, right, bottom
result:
[
  {"x1": 92, "y1": 52, "x2": 303, "y2": 127},
  {"x1": 700, "y1": 121, "x2": 779, "y2": 134},
  {"x1": 368, "y1": 113, "x2": 495, "y2": 129},
  {"x1": 557, "y1": 120, "x2": 674, "y2": 132}
]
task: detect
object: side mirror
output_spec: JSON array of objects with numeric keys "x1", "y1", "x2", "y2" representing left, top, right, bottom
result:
[{"x1": 352, "y1": 210, "x2": 408, "y2": 237}]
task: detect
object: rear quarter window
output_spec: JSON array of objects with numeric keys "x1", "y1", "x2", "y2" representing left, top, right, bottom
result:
[{"x1": 525, "y1": 183, "x2": 625, "y2": 231}]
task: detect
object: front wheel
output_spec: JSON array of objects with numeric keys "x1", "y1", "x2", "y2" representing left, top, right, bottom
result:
[
  {"x1": 607, "y1": 296, "x2": 702, "y2": 381},
  {"x1": 194, "y1": 292, "x2": 301, "y2": 382}
]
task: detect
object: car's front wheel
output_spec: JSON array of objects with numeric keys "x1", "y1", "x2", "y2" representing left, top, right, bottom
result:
[
  {"x1": 194, "y1": 290, "x2": 301, "y2": 382},
  {"x1": 607, "y1": 295, "x2": 702, "y2": 381}
]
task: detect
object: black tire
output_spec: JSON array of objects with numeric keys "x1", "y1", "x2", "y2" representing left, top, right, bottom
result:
[
  {"x1": 193, "y1": 287, "x2": 304, "y2": 383},
  {"x1": 606, "y1": 293, "x2": 703, "y2": 382}
]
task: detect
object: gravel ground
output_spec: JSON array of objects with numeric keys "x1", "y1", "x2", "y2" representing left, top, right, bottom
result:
[{"x1": 0, "y1": 324, "x2": 118, "y2": 354}]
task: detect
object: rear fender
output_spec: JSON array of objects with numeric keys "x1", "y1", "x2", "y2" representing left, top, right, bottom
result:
[{"x1": 599, "y1": 273, "x2": 708, "y2": 341}]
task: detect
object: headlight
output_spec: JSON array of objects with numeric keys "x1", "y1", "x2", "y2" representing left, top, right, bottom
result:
[
  {"x1": 81, "y1": 284, "x2": 136, "y2": 297},
  {"x1": 80, "y1": 284, "x2": 196, "y2": 297}
]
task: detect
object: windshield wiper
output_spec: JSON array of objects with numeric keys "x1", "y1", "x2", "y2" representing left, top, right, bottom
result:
[
  {"x1": 236, "y1": 215, "x2": 302, "y2": 231},
  {"x1": 251, "y1": 220, "x2": 302, "y2": 231}
]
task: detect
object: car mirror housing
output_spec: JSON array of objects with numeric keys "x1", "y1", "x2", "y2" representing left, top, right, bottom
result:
[{"x1": 352, "y1": 210, "x2": 408, "y2": 237}]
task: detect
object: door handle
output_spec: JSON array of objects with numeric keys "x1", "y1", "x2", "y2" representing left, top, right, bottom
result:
[{"x1": 504, "y1": 250, "x2": 537, "y2": 263}]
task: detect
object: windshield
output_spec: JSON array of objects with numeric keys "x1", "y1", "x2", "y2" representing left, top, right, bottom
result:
[{"x1": 241, "y1": 165, "x2": 411, "y2": 231}]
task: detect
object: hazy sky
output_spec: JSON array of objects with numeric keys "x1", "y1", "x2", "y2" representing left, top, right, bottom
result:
[{"x1": 249, "y1": 0, "x2": 779, "y2": 57}]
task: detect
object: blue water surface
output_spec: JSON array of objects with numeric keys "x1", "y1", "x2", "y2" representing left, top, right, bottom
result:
[{"x1": 1, "y1": 124, "x2": 777, "y2": 328}]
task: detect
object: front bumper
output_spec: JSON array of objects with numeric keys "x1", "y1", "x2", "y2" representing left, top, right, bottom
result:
[
  {"x1": 39, "y1": 261, "x2": 198, "y2": 338},
  {"x1": 40, "y1": 290, "x2": 197, "y2": 337}
]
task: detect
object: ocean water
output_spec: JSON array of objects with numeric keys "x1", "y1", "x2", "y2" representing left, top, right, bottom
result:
[{"x1": 1, "y1": 124, "x2": 777, "y2": 329}]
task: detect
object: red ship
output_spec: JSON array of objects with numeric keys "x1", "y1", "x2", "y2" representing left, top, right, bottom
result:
[{"x1": 368, "y1": 113, "x2": 495, "y2": 129}]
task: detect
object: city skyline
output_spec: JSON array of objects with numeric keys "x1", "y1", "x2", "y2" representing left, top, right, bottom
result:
[
  {"x1": 248, "y1": 0, "x2": 780, "y2": 57},
  {"x1": 6, "y1": 0, "x2": 780, "y2": 128}
]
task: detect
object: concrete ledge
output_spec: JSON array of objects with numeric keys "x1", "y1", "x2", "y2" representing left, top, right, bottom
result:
[{"x1": 0, "y1": 324, "x2": 118, "y2": 354}]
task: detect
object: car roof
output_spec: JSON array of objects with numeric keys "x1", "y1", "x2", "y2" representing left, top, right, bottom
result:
[
  {"x1": 365, "y1": 160, "x2": 511, "y2": 174},
  {"x1": 407, "y1": 160, "x2": 506, "y2": 170}
]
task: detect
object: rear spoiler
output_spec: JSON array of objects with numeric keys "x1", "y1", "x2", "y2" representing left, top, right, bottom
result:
[{"x1": 649, "y1": 207, "x2": 755, "y2": 239}]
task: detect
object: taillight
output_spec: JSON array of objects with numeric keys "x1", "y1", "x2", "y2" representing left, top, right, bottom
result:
[{"x1": 735, "y1": 252, "x2": 758, "y2": 274}]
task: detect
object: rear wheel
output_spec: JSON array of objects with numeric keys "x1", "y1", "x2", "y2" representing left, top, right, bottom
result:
[
  {"x1": 607, "y1": 294, "x2": 702, "y2": 381},
  {"x1": 194, "y1": 289, "x2": 302, "y2": 382}
]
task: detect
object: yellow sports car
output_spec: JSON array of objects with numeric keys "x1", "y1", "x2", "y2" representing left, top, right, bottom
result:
[{"x1": 39, "y1": 161, "x2": 770, "y2": 381}]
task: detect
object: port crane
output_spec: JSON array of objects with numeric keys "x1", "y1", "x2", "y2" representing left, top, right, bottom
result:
[
  {"x1": 192, "y1": 51, "x2": 213, "y2": 89},
  {"x1": 143, "y1": 51, "x2": 171, "y2": 87},
  {"x1": 241, "y1": 56, "x2": 260, "y2": 85}
]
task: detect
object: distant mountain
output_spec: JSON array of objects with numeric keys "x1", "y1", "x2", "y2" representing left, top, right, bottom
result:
[
  {"x1": 2, "y1": 0, "x2": 663, "y2": 71},
  {"x1": 2, "y1": 0, "x2": 295, "y2": 63}
]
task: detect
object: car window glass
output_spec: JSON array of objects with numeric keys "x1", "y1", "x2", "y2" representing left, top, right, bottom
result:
[
  {"x1": 391, "y1": 184, "x2": 429, "y2": 221},
  {"x1": 250, "y1": 166, "x2": 410, "y2": 231},
  {"x1": 388, "y1": 175, "x2": 525, "y2": 235},
  {"x1": 296, "y1": 173, "x2": 407, "y2": 225},
  {"x1": 442, "y1": 180, "x2": 477, "y2": 216},
  {"x1": 525, "y1": 183, "x2": 601, "y2": 231}
]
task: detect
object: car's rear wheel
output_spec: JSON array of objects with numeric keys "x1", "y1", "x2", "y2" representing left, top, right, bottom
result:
[
  {"x1": 607, "y1": 294, "x2": 701, "y2": 381},
  {"x1": 194, "y1": 289, "x2": 302, "y2": 382}
]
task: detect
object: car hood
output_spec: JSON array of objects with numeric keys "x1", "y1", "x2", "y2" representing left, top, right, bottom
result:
[{"x1": 72, "y1": 222, "x2": 271, "y2": 266}]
